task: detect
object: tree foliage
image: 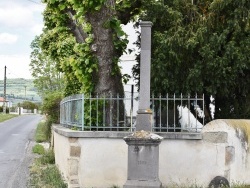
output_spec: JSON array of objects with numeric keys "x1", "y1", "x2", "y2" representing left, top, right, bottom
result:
[
  {"x1": 19, "y1": 101, "x2": 39, "y2": 111},
  {"x1": 29, "y1": 0, "x2": 142, "y2": 126},
  {"x1": 133, "y1": 0, "x2": 250, "y2": 120},
  {"x1": 30, "y1": 36, "x2": 65, "y2": 98},
  {"x1": 42, "y1": 91, "x2": 63, "y2": 123},
  {"x1": 40, "y1": 0, "x2": 142, "y2": 96}
]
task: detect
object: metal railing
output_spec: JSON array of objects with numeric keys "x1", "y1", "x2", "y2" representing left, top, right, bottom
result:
[
  {"x1": 60, "y1": 93, "x2": 137, "y2": 131},
  {"x1": 60, "y1": 93, "x2": 204, "y2": 132},
  {"x1": 151, "y1": 94, "x2": 204, "y2": 132}
]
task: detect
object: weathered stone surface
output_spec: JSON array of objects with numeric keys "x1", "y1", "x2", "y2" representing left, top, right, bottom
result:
[
  {"x1": 69, "y1": 176, "x2": 79, "y2": 184},
  {"x1": 68, "y1": 137, "x2": 78, "y2": 143},
  {"x1": 136, "y1": 112, "x2": 152, "y2": 132},
  {"x1": 225, "y1": 146, "x2": 235, "y2": 166},
  {"x1": 136, "y1": 21, "x2": 153, "y2": 132},
  {"x1": 70, "y1": 146, "x2": 81, "y2": 157},
  {"x1": 124, "y1": 137, "x2": 162, "y2": 188},
  {"x1": 125, "y1": 130, "x2": 163, "y2": 140},
  {"x1": 68, "y1": 158, "x2": 79, "y2": 176},
  {"x1": 203, "y1": 132, "x2": 228, "y2": 143}
]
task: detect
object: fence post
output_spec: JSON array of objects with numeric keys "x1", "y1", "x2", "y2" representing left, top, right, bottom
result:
[{"x1": 82, "y1": 94, "x2": 84, "y2": 131}]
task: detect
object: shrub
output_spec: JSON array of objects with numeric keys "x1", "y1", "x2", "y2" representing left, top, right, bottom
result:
[
  {"x1": 32, "y1": 144, "x2": 45, "y2": 155},
  {"x1": 42, "y1": 91, "x2": 63, "y2": 124},
  {"x1": 0, "y1": 106, "x2": 9, "y2": 113},
  {"x1": 38, "y1": 149, "x2": 55, "y2": 165},
  {"x1": 18, "y1": 101, "x2": 39, "y2": 111}
]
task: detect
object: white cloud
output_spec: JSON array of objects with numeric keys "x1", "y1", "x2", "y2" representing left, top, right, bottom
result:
[
  {"x1": 0, "y1": 33, "x2": 18, "y2": 44},
  {"x1": 0, "y1": 55, "x2": 33, "y2": 79},
  {"x1": 0, "y1": 2, "x2": 44, "y2": 28},
  {"x1": 0, "y1": 1, "x2": 44, "y2": 79},
  {"x1": 0, "y1": 6, "x2": 32, "y2": 27}
]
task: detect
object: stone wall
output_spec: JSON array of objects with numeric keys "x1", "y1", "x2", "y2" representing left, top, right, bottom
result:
[{"x1": 53, "y1": 119, "x2": 250, "y2": 188}]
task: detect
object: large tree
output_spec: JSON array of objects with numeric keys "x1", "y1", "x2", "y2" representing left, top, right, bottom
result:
[
  {"x1": 40, "y1": 0, "x2": 142, "y2": 96},
  {"x1": 133, "y1": 0, "x2": 250, "y2": 121},
  {"x1": 35, "y1": 0, "x2": 142, "y2": 127}
]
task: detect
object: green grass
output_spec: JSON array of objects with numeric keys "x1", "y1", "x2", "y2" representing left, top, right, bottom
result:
[
  {"x1": 32, "y1": 144, "x2": 45, "y2": 155},
  {"x1": 232, "y1": 184, "x2": 250, "y2": 188},
  {"x1": 37, "y1": 149, "x2": 55, "y2": 165},
  {"x1": 29, "y1": 149, "x2": 67, "y2": 188},
  {"x1": 29, "y1": 119, "x2": 67, "y2": 188},
  {"x1": 29, "y1": 162, "x2": 67, "y2": 188},
  {"x1": 35, "y1": 120, "x2": 51, "y2": 142},
  {"x1": 0, "y1": 114, "x2": 18, "y2": 122}
]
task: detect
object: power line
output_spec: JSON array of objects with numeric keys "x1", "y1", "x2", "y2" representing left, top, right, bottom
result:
[
  {"x1": 5, "y1": 67, "x2": 33, "y2": 83},
  {"x1": 27, "y1": 0, "x2": 45, "y2": 6}
]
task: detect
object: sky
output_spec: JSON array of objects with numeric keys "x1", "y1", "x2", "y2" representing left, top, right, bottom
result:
[
  {"x1": 0, "y1": 0, "x2": 138, "y2": 80},
  {"x1": 0, "y1": 0, "x2": 45, "y2": 79}
]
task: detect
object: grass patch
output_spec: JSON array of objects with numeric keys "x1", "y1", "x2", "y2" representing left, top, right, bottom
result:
[
  {"x1": 37, "y1": 149, "x2": 55, "y2": 165},
  {"x1": 35, "y1": 120, "x2": 51, "y2": 142},
  {"x1": 0, "y1": 114, "x2": 18, "y2": 122},
  {"x1": 29, "y1": 145, "x2": 66, "y2": 188},
  {"x1": 29, "y1": 162, "x2": 67, "y2": 188},
  {"x1": 232, "y1": 184, "x2": 250, "y2": 188},
  {"x1": 32, "y1": 144, "x2": 45, "y2": 155},
  {"x1": 29, "y1": 120, "x2": 67, "y2": 188}
]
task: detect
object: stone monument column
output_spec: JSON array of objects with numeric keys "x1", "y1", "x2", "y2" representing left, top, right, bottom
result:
[
  {"x1": 136, "y1": 21, "x2": 153, "y2": 131},
  {"x1": 123, "y1": 21, "x2": 162, "y2": 188}
]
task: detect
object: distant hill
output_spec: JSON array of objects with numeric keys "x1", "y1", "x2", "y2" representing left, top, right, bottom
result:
[{"x1": 0, "y1": 78, "x2": 41, "y2": 106}]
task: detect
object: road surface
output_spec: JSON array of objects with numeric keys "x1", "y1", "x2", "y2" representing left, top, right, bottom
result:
[{"x1": 0, "y1": 114, "x2": 43, "y2": 188}]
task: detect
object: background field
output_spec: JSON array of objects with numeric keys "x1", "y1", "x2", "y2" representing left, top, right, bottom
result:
[{"x1": 0, "y1": 78, "x2": 41, "y2": 106}]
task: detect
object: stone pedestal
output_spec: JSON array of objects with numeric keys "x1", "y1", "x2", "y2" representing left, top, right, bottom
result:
[{"x1": 124, "y1": 131, "x2": 163, "y2": 188}]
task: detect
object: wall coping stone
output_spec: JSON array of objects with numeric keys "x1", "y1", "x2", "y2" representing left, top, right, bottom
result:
[{"x1": 53, "y1": 124, "x2": 202, "y2": 140}]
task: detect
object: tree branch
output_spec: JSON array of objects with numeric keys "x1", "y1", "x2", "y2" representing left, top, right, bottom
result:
[{"x1": 66, "y1": 9, "x2": 87, "y2": 43}]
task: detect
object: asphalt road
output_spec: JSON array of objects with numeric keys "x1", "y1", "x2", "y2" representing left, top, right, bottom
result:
[{"x1": 0, "y1": 114, "x2": 43, "y2": 188}]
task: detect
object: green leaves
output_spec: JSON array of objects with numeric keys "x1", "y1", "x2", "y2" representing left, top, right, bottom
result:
[
  {"x1": 30, "y1": 36, "x2": 64, "y2": 98},
  {"x1": 58, "y1": 4, "x2": 66, "y2": 10},
  {"x1": 135, "y1": 0, "x2": 250, "y2": 119},
  {"x1": 38, "y1": 0, "x2": 142, "y2": 98}
]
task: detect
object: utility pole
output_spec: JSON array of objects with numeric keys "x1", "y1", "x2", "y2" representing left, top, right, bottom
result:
[
  {"x1": 24, "y1": 86, "x2": 27, "y2": 101},
  {"x1": 3, "y1": 66, "x2": 7, "y2": 114}
]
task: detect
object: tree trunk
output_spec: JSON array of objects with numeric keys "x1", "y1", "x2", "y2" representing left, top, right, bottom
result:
[
  {"x1": 86, "y1": 0, "x2": 124, "y2": 96},
  {"x1": 85, "y1": 0, "x2": 125, "y2": 129},
  {"x1": 67, "y1": 0, "x2": 126, "y2": 129}
]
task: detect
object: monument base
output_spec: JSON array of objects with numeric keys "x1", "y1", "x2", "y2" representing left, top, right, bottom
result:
[
  {"x1": 123, "y1": 131, "x2": 163, "y2": 188},
  {"x1": 124, "y1": 179, "x2": 162, "y2": 188}
]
